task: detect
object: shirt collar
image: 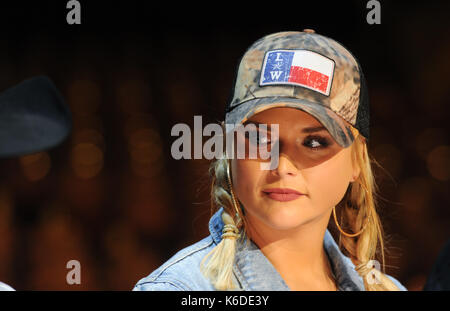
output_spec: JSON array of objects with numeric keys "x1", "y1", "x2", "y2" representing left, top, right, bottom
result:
[{"x1": 208, "y1": 207, "x2": 365, "y2": 291}]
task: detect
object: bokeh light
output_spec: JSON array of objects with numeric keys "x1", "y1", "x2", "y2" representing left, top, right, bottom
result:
[
  {"x1": 70, "y1": 143, "x2": 104, "y2": 179},
  {"x1": 128, "y1": 128, "x2": 163, "y2": 178},
  {"x1": 426, "y1": 145, "x2": 450, "y2": 181},
  {"x1": 19, "y1": 152, "x2": 51, "y2": 182}
]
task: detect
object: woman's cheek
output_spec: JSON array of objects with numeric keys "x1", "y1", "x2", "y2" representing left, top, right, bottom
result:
[
  {"x1": 233, "y1": 160, "x2": 259, "y2": 206},
  {"x1": 305, "y1": 160, "x2": 351, "y2": 208}
]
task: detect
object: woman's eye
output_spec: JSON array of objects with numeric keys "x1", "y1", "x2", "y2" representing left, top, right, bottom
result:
[
  {"x1": 258, "y1": 133, "x2": 270, "y2": 145},
  {"x1": 245, "y1": 131, "x2": 271, "y2": 145},
  {"x1": 303, "y1": 135, "x2": 330, "y2": 150}
]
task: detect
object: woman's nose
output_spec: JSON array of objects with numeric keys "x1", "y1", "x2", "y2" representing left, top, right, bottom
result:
[{"x1": 272, "y1": 153, "x2": 298, "y2": 178}]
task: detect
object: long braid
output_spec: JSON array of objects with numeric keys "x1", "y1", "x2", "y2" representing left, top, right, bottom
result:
[
  {"x1": 200, "y1": 157, "x2": 244, "y2": 290},
  {"x1": 338, "y1": 134, "x2": 401, "y2": 290}
]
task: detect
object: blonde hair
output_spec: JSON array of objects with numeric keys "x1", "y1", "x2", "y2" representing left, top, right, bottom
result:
[{"x1": 200, "y1": 124, "x2": 401, "y2": 291}]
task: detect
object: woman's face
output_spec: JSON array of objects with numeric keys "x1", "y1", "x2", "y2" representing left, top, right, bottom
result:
[{"x1": 231, "y1": 106, "x2": 360, "y2": 233}]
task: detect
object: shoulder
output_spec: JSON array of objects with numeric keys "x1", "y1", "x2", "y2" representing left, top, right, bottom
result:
[{"x1": 133, "y1": 235, "x2": 217, "y2": 291}]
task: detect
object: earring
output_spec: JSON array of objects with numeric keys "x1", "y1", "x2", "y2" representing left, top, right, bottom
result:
[{"x1": 332, "y1": 182, "x2": 371, "y2": 238}]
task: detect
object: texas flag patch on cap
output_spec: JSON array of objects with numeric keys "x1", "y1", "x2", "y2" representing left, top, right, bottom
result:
[{"x1": 260, "y1": 49, "x2": 335, "y2": 96}]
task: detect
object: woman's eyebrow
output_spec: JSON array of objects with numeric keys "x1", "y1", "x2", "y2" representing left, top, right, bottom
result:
[
  {"x1": 301, "y1": 126, "x2": 327, "y2": 133},
  {"x1": 243, "y1": 121, "x2": 327, "y2": 133},
  {"x1": 243, "y1": 120, "x2": 270, "y2": 129}
]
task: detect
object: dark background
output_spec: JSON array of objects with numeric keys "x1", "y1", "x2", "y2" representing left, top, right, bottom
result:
[{"x1": 0, "y1": 0, "x2": 448, "y2": 290}]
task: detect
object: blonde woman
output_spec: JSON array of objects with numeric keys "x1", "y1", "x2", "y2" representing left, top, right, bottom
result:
[{"x1": 134, "y1": 30, "x2": 407, "y2": 291}]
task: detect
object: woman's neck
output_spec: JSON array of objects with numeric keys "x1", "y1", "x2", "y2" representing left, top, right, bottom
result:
[{"x1": 246, "y1": 212, "x2": 337, "y2": 290}]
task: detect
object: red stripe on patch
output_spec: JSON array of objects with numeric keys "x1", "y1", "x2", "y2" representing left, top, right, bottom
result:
[{"x1": 288, "y1": 66, "x2": 329, "y2": 93}]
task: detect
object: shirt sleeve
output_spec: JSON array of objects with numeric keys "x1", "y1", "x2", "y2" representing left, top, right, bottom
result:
[{"x1": 133, "y1": 281, "x2": 188, "y2": 291}]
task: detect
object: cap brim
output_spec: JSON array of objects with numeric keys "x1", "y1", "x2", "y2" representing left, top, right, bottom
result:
[
  {"x1": 0, "y1": 76, "x2": 72, "y2": 158},
  {"x1": 225, "y1": 96, "x2": 355, "y2": 148}
]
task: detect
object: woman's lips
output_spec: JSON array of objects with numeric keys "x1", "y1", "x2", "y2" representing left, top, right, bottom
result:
[{"x1": 262, "y1": 188, "x2": 305, "y2": 202}]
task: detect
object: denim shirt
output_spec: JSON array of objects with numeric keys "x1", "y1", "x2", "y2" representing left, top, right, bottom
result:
[{"x1": 134, "y1": 207, "x2": 407, "y2": 291}]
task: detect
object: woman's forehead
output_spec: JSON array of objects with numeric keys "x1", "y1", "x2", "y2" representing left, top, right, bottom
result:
[{"x1": 246, "y1": 106, "x2": 323, "y2": 128}]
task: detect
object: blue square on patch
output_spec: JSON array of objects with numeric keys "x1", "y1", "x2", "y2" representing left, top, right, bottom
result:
[{"x1": 260, "y1": 50, "x2": 294, "y2": 85}]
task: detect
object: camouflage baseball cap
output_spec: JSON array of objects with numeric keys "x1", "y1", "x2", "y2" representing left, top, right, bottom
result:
[{"x1": 225, "y1": 30, "x2": 370, "y2": 148}]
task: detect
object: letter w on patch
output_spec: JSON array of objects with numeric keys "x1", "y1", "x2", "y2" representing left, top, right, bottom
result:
[{"x1": 260, "y1": 49, "x2": 335, "y2": 96}]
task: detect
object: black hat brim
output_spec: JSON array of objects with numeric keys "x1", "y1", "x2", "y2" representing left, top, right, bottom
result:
[{"x1": 0, "y1": 76, "x2": 72, "y2": 158}]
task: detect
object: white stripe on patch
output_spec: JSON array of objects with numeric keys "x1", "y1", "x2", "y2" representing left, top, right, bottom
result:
[{"x1": 260, "y1": 49, "x2": 335, "y2": 96}]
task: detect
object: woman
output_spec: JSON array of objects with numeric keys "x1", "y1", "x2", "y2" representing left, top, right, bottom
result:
[{"x1": 134, "y1": 30, "x2": 407, "y2": 291}]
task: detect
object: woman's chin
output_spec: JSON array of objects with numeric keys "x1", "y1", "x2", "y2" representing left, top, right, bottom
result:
[{"x1": 259, "y1": 205, "x2": 314, "y2": 231}]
